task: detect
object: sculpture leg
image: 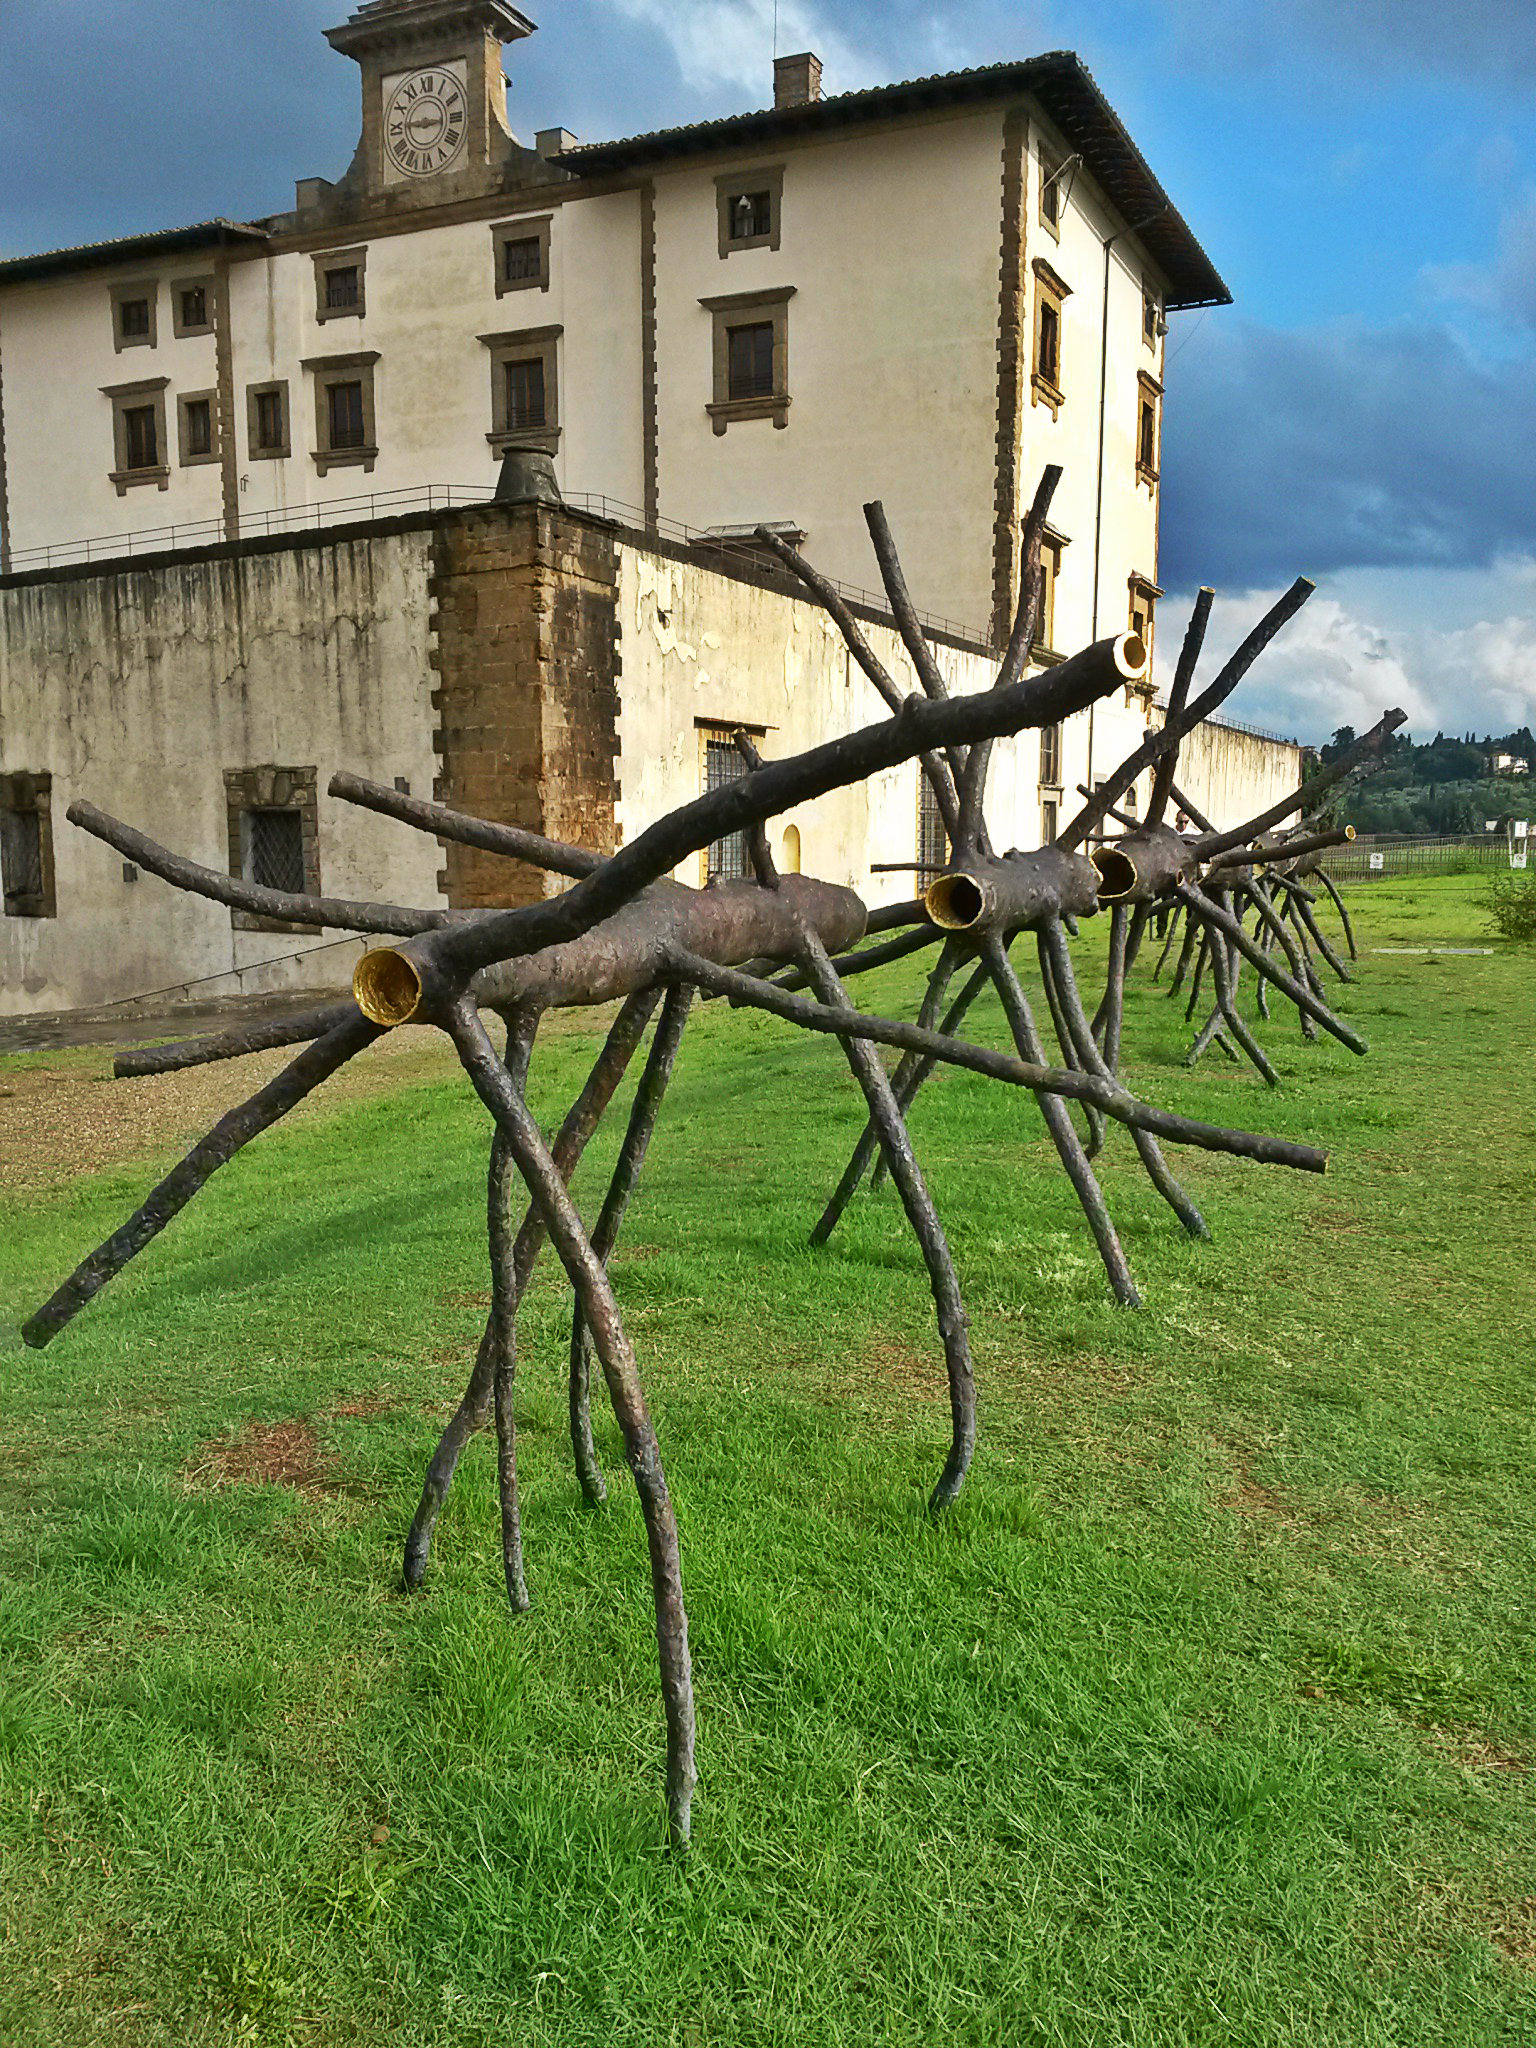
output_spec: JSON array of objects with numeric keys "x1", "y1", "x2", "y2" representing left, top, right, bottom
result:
[
  {"x1": 1039, "y1": 921, "x2": 1208, "y2": 1240},
  {"x1": 1317, "y1": 869, "x2": 1358, "y2": 959},
  {"x1": 1151, "y1": 903, "x2": 1183, "y2": 983},
  {"x1": 983, "y1": 934, "x2": 1141, "y2": 1307},
  {"x1": 570, "y1": 984, "x2": 695, "y2": 1507},
  {"x1": 1209, "y1": 930, "x2": 1280, "y2": 1086},
  {"x1": 447, "y1": 1000, "x2": 696, "y2": 1852},
  {"x1": 402, "y1": 989, "x2": 662, "y2": 1591},
  {"x1": 490, "y1": 1007, "x2": 540, "y2": 1615},
  {"x1": 795, "y1": 929, "x2": 977, "y2": 1511},
  {"x1": 1038, "y1": 928, "x2": 1105, "y2": 1156},
  {"x1": 1166, "y1": 912, "x2": 1199, "y2": 997}
]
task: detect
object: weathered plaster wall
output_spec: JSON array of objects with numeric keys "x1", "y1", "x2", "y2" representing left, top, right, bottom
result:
[
  {"x1": 1173, "y1": 718, "x2": 1303, "y2": 835},
  {"x1": 0, "y1": 527, "x2": 439, "y2": 1014}
]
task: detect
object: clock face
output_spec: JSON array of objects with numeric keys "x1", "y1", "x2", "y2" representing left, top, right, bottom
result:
[{"x1": 383, "y1": 68, "x2": 470, "y2": 179}]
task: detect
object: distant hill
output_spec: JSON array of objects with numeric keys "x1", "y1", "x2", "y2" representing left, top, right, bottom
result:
[{"x1": 1319, "y1": 725, "x2": 1535, "y2": 835}]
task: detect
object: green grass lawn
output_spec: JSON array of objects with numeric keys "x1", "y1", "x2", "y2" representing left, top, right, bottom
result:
[{"x1": 2, "y1": 874, "x2": 1533, "y2": 2045}]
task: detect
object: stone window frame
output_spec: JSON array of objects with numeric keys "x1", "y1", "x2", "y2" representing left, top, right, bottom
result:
[
  {"x1": 1031, "y1": 258, "x2": 1071, "y2": 417},
  {"x1": 1127, "y1": 572, "x2": 1162, "y2": 693},
  {"x1": 172, "y1": 275, "x2": 215, "y2": 339},
  {"x1": 697, "y1": 720, "x2": 768, "y2": 886},
  {"x1": 101, "y1": 376, "x2": 171, "y2": 495},
  {"x1": 109, "y1": 279, "x2": 159, "y2": 352},
  {"x1": 479, "y1": 324, "x2": 562, "y2": 457},
  {"x1": 715, "y1": 165, "x2": 785, "y2": 258},
  {"x1": 223, "y1": 766, "x2": 321, "y2": 934},
  {"x1": 1136, "y1": 370, "x2": 1163, "y2": 488},
  {"x1": 700, "y1": 285, "x2": 795, "y2": 434},
  {"x1": 313, "y1": 246, "x2": 368, "y2": 325},
  {"x1": 1141, "y1": 275, "x2": 1162, "y2": 353},
  {"x1": 1040, "y1": 795, "x2": 1059, "y2": 846},
  {"x1": 177, "y1": 389, "x2": 221, "y2": 468},
  {"x1": 302, "y1": 350, "x2": 381, "y2": 476},
  {"x1": 246, "y1": 380, "x2": 292, "y2": 462},
  {"x1": 0, "y1": 770, "x2": 57, "y2": 920},
  {"x1": 1034, "y1": 525, "x2": 1069, "y2": 659},
  {"x1": 491, "y1": 215, "x2": 553, "y2": 296}
]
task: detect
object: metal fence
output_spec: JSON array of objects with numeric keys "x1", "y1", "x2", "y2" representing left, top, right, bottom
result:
[{"x1": 1317, "y1": 833, "x2": 1522, "y2": 882}]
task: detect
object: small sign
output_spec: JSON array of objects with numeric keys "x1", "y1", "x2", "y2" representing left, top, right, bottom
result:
[
  {"x1": 1515, "y1": 820, "x2": 1530, "y2": 838},
  {"x1": 1368, "y1": 852, "x2": 1385, "y2": 871}
]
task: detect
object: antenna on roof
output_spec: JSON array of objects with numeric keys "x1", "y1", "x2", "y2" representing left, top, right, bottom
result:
[{"x1": 773, "y1": 0, "x2": 779, "y2": 61}]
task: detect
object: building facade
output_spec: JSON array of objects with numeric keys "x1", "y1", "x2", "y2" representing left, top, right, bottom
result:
[
  {"x1": 0, "y1": 4, "x2": 1296, "y2": 1020},
  {"x1": 0, "y1": 1, "x2": 1227, "y2": 657}
]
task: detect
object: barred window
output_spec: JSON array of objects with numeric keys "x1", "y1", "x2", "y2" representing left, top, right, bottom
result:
[
  {"x1": 118, "y1": 297, "x2": 151, "y2": 340},
  {"x1": 181, "y1": 285, "x2": 208, "y2": 330},
  {"x1": 242, "y1": 808, "x2": 306, "y2": 895},
  {"x1": 254, "y1": 387, "x2": 287, "y2": 452},
  {"x1": 1, "y1": 773, "x2": 54, "y2": 919},
  {"x1": 1039, "y1": 721, "x2": 1063, "y2": 788},
  {"x1": 729, "y1": 190, "x2": 773, "y2": 242},
  {"x1": 503, "y1": 237, "x2": 542, "y2": 284},
  {"x1": 700, "y1": 726, "x2": 757, "y2": 883},
  {"x1": 918, "y1": 774, "x2": 948, "y2": 877},
  {"x1": 1041, "y1": 798, "x2": 1058, "y2": 844},
  {"x1": 185, "y1": 397, "x2": 213, "y2": 459},
  {"x1": 325, "y1": 265, "x2": 361, "y2": 310}
]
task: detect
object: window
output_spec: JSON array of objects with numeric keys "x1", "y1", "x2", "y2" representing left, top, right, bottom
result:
[
  {"x1": 110, "y1": 281, "x2": 158, "y2": 351},
  {"x1": 1, "y1": 773, "x2": 54, "y2": 919},
  {"x1": 102, "y1": 377, "x2": 170, "y2": 492},
  {"x1": 313, "y1": 246, "x2": 367, "y2": 323},
  {"x1": 1127, "y1": 575, "x2": 1161, "y2": 693},
  {"x1": 1041, "y1": 797, "x2": 1058, "y2": 844},
  {"x1": 505, "y1": 357, "x2": 546, "y2": 428},
  {"x1": 224, "y1": 766, "x2": 319, "y2": 933},
  {"x1": 123, "y1": 405, "x2": 159, "y2": 471},
  {"x1": 480, "y1": 325, "x2": 561, "y2": 455},
  {"x1": 304, "y1": 353, "x2": 379, "y2": 474},
  {"x1": 1039, "y1": 722, "x2": 1063, "y2": 790},
  {"x1": 491, "y1": 216, "x2": 552, "y2": 296},
  {"x1": 1035, "y1": 532, "x2": 1066, "y2": 655},
  {"x1": 247, "y1": 381, "x2": 291, "y2": 460},
  {"x1": 701, "y1": 285, "x2": 795, "y2": 432},
  {"x1": 727, "y1": 322, "x2": 775, "y2": 401},
  {"x1": 1136, "y1": 372, "x2": 1162, "y2": 484},
  {"x1": 1032, "y1": 259, "x2": 1071, "y2": 414},
  {"x1": 698, "y1": 723, "x2": 765, "y2": 884},
  {"x1": 716, "y1": 166, "x2": 784, "y2": 256},
  {"x1": 173, "y1": 277, "x2": 215, "y2": 338},
  {"x1": 918, "y1": 773, "x2": 949, "y2": 877},
  {"x1": 244, "y1": 809, "x2": 306, "y2": 893},
  {"x1": 1038, "y1": 149, "x2": 1064, "y2": 235},
  {"x1": 177, "y1": 390, "x2": 219, "y2": 466},
  {"x1": 1142, "y1": 279, "x2": 1161, "y2": 350}
]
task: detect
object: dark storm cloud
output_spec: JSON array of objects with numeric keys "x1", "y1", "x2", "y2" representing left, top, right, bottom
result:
[{"x1": 1159, "y1": 316, "x2": 1536, "y2": 589}]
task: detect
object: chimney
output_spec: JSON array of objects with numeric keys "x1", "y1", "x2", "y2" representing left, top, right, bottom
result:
[{"x1": 774, "y1": 51, "x2": 823, "y2": 109}]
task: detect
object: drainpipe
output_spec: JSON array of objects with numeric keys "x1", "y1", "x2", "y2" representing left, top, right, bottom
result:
[{"x1": 1087, "y1": 206, "x2": 1168, "y2": 797}]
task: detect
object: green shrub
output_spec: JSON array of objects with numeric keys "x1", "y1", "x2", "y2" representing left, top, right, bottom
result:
[{"x1": 1488, "y1": 865, "x2": 1536, "y2": 939}]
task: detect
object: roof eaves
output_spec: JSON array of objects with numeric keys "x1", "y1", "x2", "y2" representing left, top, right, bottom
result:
[
  {"x1": 555, "y1": 50, "x2": 1230, "y2": 310},
  {"x1": 0, "y1": 218, "x2": 271, "y2": 288}
]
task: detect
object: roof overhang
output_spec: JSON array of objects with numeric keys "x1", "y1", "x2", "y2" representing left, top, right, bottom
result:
[
  {"x1": 0, "y1": 220, "x2": 270, "y2": 289},
  {"x1": 325, "y1": 0, "x2": 536, "y2": 58},
  {"x1": 556, "y1": 50, "x2": 1231, "y2": 311}
]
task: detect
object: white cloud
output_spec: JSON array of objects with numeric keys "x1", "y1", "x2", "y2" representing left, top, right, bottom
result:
[
  {"x1": 1422, "y1": 187, "x2": 1536, "y2": 332},
  {"x1": 1160, "y1": 570, "x2": 1536, "y2": 745},
  {"x1": 604, "y1": 0, "x2": 875, "y2": 100}
]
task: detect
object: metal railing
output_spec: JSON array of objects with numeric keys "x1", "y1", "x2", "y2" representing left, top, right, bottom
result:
[
  {"x1": 3, "y1": 483, "x2": 493, "y2": 573},
  {"x1": 5, "y1": 480, "x2": 992, "y2": 645},
  {"x1": 1318, "y1": 833, "x2": 1519, "y2": 882}
]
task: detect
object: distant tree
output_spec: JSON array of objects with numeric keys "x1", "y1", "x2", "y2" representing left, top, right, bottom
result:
[{"x1": 1320, "y1": 725, "x2": 1357, "y2": 765}]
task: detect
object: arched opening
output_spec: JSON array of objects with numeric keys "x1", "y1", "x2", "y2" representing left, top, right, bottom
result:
[{"x1": 781, "y1": 823, "x2": 802, "y2": 874}]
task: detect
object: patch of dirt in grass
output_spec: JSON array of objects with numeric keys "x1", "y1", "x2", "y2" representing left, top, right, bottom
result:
[
  {"x1": 330, "y1": 1394, "x2": 397, "y2": 1420},
  {"x1": 1423, "y1": 1724, "x2": 1528, "y2": 1776},
  {"x1": 187, "y1": 1419, "x2": 336, "y2": 1499},
  {"x1": 2, "y1": 1026, "x2": 459, "y2": 1194},
  {"x1": 1489, "y1": 1897, "x2": 1536, "y2": 1970}
]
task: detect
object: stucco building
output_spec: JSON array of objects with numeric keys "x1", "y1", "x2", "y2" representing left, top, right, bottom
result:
[{"x1": 0, "y1": 2, "x2": 1299, "y2": 1017}]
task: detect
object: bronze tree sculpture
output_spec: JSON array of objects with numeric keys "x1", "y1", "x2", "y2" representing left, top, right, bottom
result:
[{"x1": 23, "y1": 496, "x2": 1360, "y2": 1848}]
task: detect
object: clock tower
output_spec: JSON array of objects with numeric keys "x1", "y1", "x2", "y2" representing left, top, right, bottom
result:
[{"x1": 324, "y1": 0, "x2": 538, "y2": 201}]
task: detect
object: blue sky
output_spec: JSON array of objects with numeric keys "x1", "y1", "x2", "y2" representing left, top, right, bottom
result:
[{"x1": 2, "y1": 0, "x2": 1534, "y2": 743}]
